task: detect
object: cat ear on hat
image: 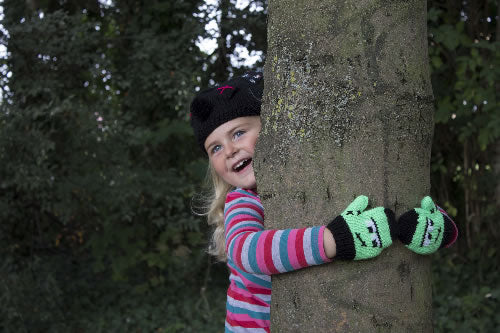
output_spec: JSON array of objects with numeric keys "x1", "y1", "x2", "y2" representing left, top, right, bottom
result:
[{"x1": 245, "y1": 73, "x2": 264, "y2": 102}]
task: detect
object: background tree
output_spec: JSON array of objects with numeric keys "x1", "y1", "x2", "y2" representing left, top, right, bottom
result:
[
  {"x1": 255, "y1": 0, "x2": 441, "y2": 331},
  {"x1": 197, "y1": 0, "x2": 267, "y2": 82}
]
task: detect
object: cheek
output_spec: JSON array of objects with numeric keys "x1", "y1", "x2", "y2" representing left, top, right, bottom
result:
[{"x1": 211, "y1": 158, "x2": 226, "y2": 175}]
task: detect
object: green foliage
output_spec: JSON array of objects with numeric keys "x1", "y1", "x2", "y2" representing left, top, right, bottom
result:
[
  {"x1": 0, "y1": 0, "x2": 229, "y2": 331},
  {"x1": 433, "y1": 247, "x2": 500, "y2": 332},
  {"x1": 428, "y1": 0, "x2": 499, "y2": 331},
  {"x1": 429, "y1": 10, "x2": 499, "y2": 150},
  {"x1": 0, "y1": 0, "x2": 272, "y2": 330},
  {"x1": 0, "y1": 253, "x2": 228, "y2": 333},
  {"x1": 428, "y1": 0, "x2": 498, "y2": 247}
]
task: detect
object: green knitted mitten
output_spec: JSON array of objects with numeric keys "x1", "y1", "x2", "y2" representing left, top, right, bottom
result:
[
  {"x1": 327, "y1": 196, "x2": 396, "y2": 260},
  {"x1": 398, "y1": 196, "x2": 458, "y2": 255}
]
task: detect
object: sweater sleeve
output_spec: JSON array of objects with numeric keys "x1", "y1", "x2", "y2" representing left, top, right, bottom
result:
[{"x1": 224, "y1": 188, "x2": 332, "y2": 275}]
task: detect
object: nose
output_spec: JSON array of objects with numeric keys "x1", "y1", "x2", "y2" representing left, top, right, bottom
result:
[{"x1": 225, "y1": 142, "x2": 237, "y2": 158}]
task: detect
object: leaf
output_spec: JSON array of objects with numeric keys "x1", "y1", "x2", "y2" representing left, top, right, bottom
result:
[
  {"x1": 435, "y1": 96, "x2": 454, "y2": 124},
  {"x1": 428, "y1": 7, "x2": 442, "y2": 23},
  {"x1": 433, "y1": 24, "x2": 462, "y2": 51},
  {"x1": 431, "y1": 55, "x2": 443, "y2": 69}
]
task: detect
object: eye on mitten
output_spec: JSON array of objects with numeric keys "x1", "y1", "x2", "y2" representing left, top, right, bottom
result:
[
  {"x1": 398, "y1": 196, "x2": 458, "y2": 255},
  {"x1": 326, "y1": 196, "x2": 397, "y2": 260}
]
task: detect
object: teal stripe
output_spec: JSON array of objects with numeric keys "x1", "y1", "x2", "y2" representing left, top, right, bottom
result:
[
  {"x1": 224, "y1": 199, "x2": 249, "y2": 215},
  {"x1": 225, "y1": 210, "x2": 263, "y2": 226},
  {"x1": 231, "y1": 273, "x2": 271, "y2": 291},
  {"x1": 279, "y1": 229, "x2": 294, "y2": 272},
  {"x1": 248, "y1": 231, "x2": 263, "y2": 274},
  {"x1": 225, "y1": 199, "x2": 247, "y2": 212},
  {"x1": 226, "y1": 303, "x2": 270, "y2": 320},
  {"x1": 226, "y1": 222, "x2": 263, "y2": 242},
  {"x1": 225, "y1": 196, "x2": 260, "y2": 210},
  {"x1": 233, "y1": 278, "x2": 248, "y2": 291},
  {"x1": 229, "y1": 262, "x2": 272, "y2": 288},
  {"x1": 228, "y1": 231, "x2": 238, "y2": 261},
  {"x1": 310, "y1": 227, "x2": 323, "y2": 264}
]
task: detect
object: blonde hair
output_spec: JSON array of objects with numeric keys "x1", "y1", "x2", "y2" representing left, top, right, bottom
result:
[{"x1": 199, "y1": 164, "x2": 234, "y2": 262}]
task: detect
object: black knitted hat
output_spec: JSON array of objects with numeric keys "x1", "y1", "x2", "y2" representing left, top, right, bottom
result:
[{"x1": 190, "y1": 71, "x2": 263, "y2": 153}]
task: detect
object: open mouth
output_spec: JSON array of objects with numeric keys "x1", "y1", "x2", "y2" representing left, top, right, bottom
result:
[{"x1": 233, "y1": 158, "x2": 252, "y2": 172}]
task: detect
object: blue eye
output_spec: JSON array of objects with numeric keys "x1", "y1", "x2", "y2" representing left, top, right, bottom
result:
[
  {"x1": 234, "y1": 130, "x2": 245, "y2": 139},
  {"x1": 211, "y1": 145, "x2": 222, "y2": 154}
]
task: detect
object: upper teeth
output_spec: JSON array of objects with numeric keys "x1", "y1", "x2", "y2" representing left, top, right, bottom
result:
[{"x1": 234, "y1": 159, "x2": 247, "y2": 170}]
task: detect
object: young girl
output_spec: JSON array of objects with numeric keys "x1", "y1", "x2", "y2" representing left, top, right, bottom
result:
[{"x1": 190, "y1": 72, "x2": 458, "y2": 332}]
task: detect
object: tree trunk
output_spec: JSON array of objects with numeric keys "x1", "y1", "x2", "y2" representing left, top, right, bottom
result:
[{"x1": 254, "y1": 0, "x2": 435, "y2": 331}]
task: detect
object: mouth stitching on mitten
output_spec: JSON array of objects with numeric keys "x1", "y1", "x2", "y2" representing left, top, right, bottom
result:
[
  {"x1": 365, "y1": 217, "x2": 382, "y2": 248},
  {"x1": 355, "y1": 232, "x2": 367, "y2": 247},
  {"x1": 420, "y1": 217, "x2": 436, "y2": 247}
]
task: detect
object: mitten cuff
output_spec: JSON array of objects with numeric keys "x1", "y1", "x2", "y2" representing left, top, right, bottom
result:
[
  {"x1": 385, "y1": 208, "x2": 398, "y2": 241},
  {"x1": 398, "y1": 209, "x2": 418, "y2": 245},
  {"x1": 326, "y1": 216, "x2": 355, "y2": 260}
]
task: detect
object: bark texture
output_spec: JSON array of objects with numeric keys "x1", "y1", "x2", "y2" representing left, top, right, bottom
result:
[{"x1": 254, "y1": 0, "x2": 435, "y2": 331}]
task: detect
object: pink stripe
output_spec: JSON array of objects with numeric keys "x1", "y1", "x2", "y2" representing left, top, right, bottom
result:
[
  {"x1": 226, "y1": 218, "x2": 261, "y2": 237},
  {"x1": 234, "y1": 232, "x2": 252, "y2": 268},
  {"x1": 226, "y1": 203, "x2": 264, "y2": 220},
  {"x1": 229, "y1": 268, "x2": 271, "y2": 293},
  {"x1": 227, "y1": 192, "x2": 246, "y2": 200},
  {"x1": 263, "y1": 230, "x2": 279, "y2": 274},
  {"x1": 227, "y1": 191, "x2": 259, "y2": 205},
  {"x1": 226, "y1": 314, "x2": 269, "y2": 329},
  {"x1": 245, "y1": 188, "x2": 258, "y2": 196},
  {"x1": 256, "y1": 231, "x2": 271, "y2": 274},
  {"x1": 286, "y1": 229, "x2": 301, "y2": 269},
  {"x1": 318, "y1": 226, "x2": 332, "y2": 262},
  {"x1": 226, "y1": 226, "x2": 258, "y2": 251},
  {"x1": 228, "y1": 285, "x2": 269, "y2": 307},
  {"x1": 227, "y1": 231, "x2": 243, "y2": 262},
  {"x1": 295, "y1": 229, "x2": 307, "y2": 267},
  {"x1": 226, "y1": 214, "x2": 262, "y2": 233},
  {"x1": 229, "y1": 283, "x2": 271, "y2": 300},
  {"x1": 226, "y1": 214, "x2": 260, "y2": 230},
  {"x1": 230, "y1": 274, "x2": 271, "y2": 295}
]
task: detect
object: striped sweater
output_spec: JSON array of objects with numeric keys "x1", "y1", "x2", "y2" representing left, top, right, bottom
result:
[{"x1": 224, "y1": 188, "x2": 331, "y2": 332}]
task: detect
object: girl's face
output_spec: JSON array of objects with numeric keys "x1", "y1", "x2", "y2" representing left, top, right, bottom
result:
[{"x1": 204, "y1": 116, "x2": 261, "y2": 190}]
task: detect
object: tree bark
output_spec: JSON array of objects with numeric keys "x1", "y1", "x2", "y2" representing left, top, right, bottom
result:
[{"x1": 254, "y1": 0, "x2": 435, "y2": 331}]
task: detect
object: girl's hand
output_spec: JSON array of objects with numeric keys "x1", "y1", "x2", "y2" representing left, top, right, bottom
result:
[
  {"x1": 398, "y1": 196, "x2": 458, "y2": 255},
  {"x1": 326, "y1": 196, "x2": 396, "y2": 260}
]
